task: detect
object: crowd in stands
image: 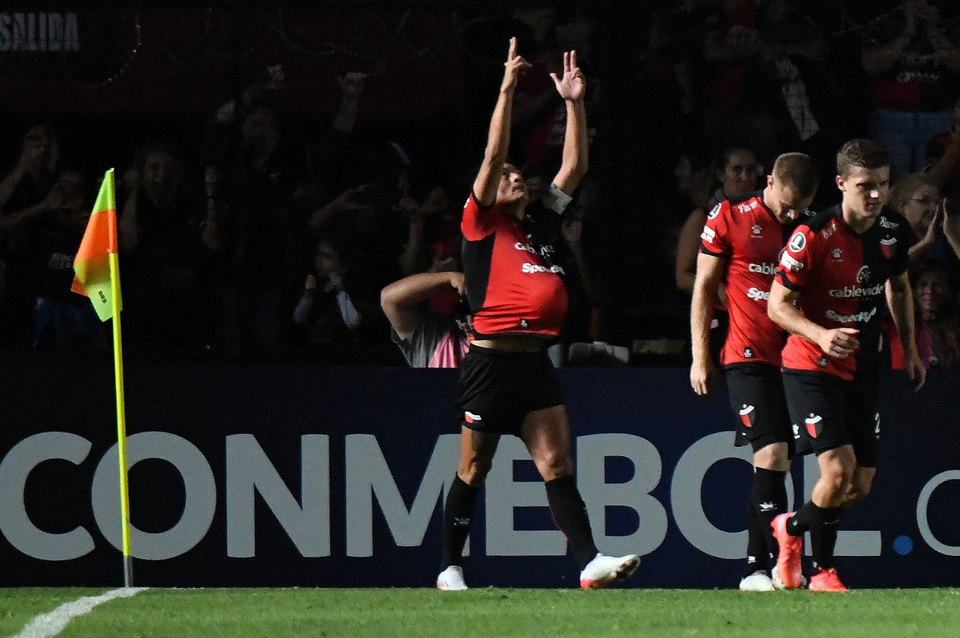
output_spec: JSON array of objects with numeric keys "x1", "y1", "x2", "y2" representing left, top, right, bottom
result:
[{"x1": 2, "y1": 0, "x2": 960, "y2": 368}]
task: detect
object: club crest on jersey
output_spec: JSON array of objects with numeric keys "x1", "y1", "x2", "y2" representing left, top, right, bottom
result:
[
  {"x1": 788, "y1": 232, "x2": 806, "y2": 252},
  {"x1": 707, "y1": 203, "x2": 722, "y2": 220},
  {"x1": 880, "y1": 237, "x2": 897, "y2": 259},
  {"x1": 739, "y1": 404, "x2": 755, "y2": 428},
  {"x1": 751, "y1": 224, "x2": 762, "y2": 236},
  {"x1": 743, "y1": 347, "x2": 754, "y2": 358},
  {"x1": 832, "y1": 248, "x2": 842, "y2": 260},
  {"x1": 805, "y1": 414, "x2": 823, "y2": 439},
  {"x1": 857, "y1": 265, "x2": 871, "y2": 282}
]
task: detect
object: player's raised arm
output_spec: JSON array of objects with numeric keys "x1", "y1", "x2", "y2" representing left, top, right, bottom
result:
[
  {"x1": 550, "y1": 50, "x2": 588, "y2": 196},
  {"x1": 473, "y1": 38, "x2": 531, "y2": 206}
]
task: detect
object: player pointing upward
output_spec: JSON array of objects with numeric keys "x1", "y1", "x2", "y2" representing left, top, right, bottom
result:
[{"x1": 436, "y1": 38, "x2": 639, "y2": 591}]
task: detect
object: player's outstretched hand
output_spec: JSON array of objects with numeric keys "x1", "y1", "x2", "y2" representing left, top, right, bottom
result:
[
  {"x1": 501, "y1": 37, "x2": 532, "y2": 92},
  {"x1": 550, "y1": 50, "x2": 586, "y2": 102},
  {"x1": 818, "y1": 327, "x2": 859, "y2": 359},
  {"x1": 690, "y1": 359, "x2": 714, "y2": 396}
]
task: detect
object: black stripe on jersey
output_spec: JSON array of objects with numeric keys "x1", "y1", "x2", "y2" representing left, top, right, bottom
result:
[
  {"x1": 463, "y1": 234, "x2": 495, "y2": 314},
  {"x1": 803, "y1": 206, "x2": 840, "y2": 232}
]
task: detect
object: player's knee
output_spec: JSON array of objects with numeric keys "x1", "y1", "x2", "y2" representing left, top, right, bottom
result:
[
  {"x1": 754, "y1": 443, "x2": 789, "y2": 471},
  {"x1": 459, "y1": 458, "x2": 494, "y2": 485},
  {"x1": 820, "y1": 459, "x2": 854, "y2": 494},
  {"x1": 536, "y1": 451, "x2": 574, "y2": 482}
]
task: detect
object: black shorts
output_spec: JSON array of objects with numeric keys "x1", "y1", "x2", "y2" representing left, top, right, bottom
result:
[
  {"x1": 457, "y1": 344, "x2": 563, "y2": 435},
  {"x1": 782, "y1": 371, "x2": 880, "y2": 468},
  {"x1": 725, "y1": 363, "x2": 794, "y2": 455}
]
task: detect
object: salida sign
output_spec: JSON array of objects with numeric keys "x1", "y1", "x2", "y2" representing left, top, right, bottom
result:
[{"x1": 0, "y1": 6, "x2": 117, "y2": 78}]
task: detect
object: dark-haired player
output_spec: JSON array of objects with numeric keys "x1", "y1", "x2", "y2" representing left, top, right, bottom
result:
[
  {"x1": 768, "y1": 139, "x2": 925, "y2": 591},
  {"x1": 435, "y1": 38, "x2": 639, "y2": 591}
]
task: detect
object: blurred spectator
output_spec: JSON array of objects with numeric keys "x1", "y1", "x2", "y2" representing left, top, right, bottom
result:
[
  {"x1": 30, "y1": 169, "x2": 102, "y2": 350},
  {"x1": 0, "y1": 125, "x2": 61, "y2": 345},
  {"x1": 0, "y1": 125, "x2": 59, "y2": 214},
  {"x1": 923, "y1": 94, "x2": 960, "y2": 206},
  {"x1": 913, "y1": 262, "x2": 960, "y2": 367},
  {"x1": 700, "y1": 0, "x2": 787, "y2": 161},
  {"x1": 675, "y1": 146, "x2": 759, "y2": 294},
  {"x1": 380, "y1": 270, "x2": 469, "y2": 368},
  {"x1": 118, "y1": 145, "x2": 205, "y2": 354},
  {"x1": 292, "y1": 233, "x2": 388, "y2": 362},
  {"x1": 397, "y1": 186, "x2": 454, "y2": 277},
  {"x1": 202, "y1": 65, "x2": 311, "y2": 356},
  {"x1": 862, "y1": 0, "x2": 960, "y2": 178},
  {"x1": 888, "y1": 172, "x2": 960, "y2": 269},
  {"x1": 888, "y1": 262, "x2": 960, "y2": 368}
]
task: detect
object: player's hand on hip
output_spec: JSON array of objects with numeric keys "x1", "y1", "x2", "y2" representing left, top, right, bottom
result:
[
  {"x1": 501, "y1": 37, "x2": 532, "y2": 92},
  {"x1": 818, "y1": 327, "x2": 859, "y2": 359},
  {"x1": 690, "y1": 359, "x2": 714, "y2": 396}
]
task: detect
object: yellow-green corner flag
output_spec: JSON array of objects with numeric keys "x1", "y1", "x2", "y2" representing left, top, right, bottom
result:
[
  {"x1": 71, "y1": 168, "x2": 134, "y2": 587},
  {"x1": 71, "y1": 168, "x2": 122, "y2": 321}
]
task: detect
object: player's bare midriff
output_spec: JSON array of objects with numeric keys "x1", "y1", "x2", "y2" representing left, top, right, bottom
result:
[{"x1": 472, "y1": 336, "x2": 545, "y2": 352}]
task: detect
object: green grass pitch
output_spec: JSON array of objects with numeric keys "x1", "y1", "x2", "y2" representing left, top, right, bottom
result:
[{"x1": 2, "y1": 588, "x2": 959, "y2": 638}]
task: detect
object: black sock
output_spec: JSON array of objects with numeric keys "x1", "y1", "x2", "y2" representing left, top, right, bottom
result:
[
  {"x1": 787, "y1": 500, "x2": 818, "y2": 537},
  {"x1": 753, "y1": 467, "x2": 788, "y2": 564},
  {"x1": 810, "y1": 506, "x2": 842, "y2": 570},
  {"x1": 545, "y1": 475, "x2": 599, "y2": 570},
  {"x1": 744, "y1": 498, "x2": 767, "y2": 577},
  {"x1": 441, "y1": 474, "x2": 479, "y2": 569}
]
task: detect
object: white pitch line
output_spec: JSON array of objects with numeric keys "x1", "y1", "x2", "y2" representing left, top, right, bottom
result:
[{"x1": 12, "y1": 587, "x2": 149, "y2": 638}]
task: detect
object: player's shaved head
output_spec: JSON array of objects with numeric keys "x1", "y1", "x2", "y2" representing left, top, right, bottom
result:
[{"x1": 772, "y1": 153, "x2": 819, "y2": 200}]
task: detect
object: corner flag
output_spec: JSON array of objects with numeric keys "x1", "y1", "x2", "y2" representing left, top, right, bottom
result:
[{"x1": 72, "y1": 168, "x2": 122, "y2": 321}]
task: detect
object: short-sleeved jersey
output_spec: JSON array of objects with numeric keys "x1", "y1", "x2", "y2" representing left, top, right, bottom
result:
[
  {"x1": 461, "y1": 192, "x2": 568, "y2": 339},
  {"x1": 699, "y1": 192, "x2": 794, "y2": 366},
  {"x1": 776, "y1": 206, "x2": 913, "y2": 380}
]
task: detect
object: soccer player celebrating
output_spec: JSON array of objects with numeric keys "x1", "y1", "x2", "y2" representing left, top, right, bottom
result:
[
  {"x1": 691, "y1": 152, "x2": 819, "y2": 591},
  {"x1": 767, "y1": 139, "x2": 926, "y2": 591},
  {"x1": 435, "y1": 38, "x2": 639, "y2": 591}
]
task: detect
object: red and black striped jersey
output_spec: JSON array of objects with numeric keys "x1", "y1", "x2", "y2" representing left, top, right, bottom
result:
[
  {"x1": 461, "y1": 192, "x2": 568, "y2": 339},
  {"x1": 700, "y1": 191, "x2": 795, "y2": 366},
  {"x1": 776, "y1": 206, "x2": 913, "y2": 380}
]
